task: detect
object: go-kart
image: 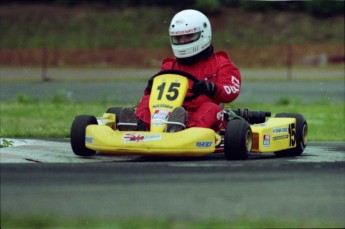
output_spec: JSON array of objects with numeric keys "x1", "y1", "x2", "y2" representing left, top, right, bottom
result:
[{"x1": 70, "y1": 69, "x2": 308, "y2": 160}]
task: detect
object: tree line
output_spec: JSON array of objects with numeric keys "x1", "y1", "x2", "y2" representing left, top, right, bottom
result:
[{"x1": 3, "y1": 0, "x2": 344, "y2": 17}]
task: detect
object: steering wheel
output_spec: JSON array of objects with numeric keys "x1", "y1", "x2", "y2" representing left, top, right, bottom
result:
[{"x1": 150, "y1": 69, "x2": 200, "y2": 101}]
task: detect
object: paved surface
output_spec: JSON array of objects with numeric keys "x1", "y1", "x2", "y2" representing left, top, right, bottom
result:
[
  {"x1": 1, "y1": 67, "x2": 344, "y2": 104},
  {"x1": 1, "y1": 67, "x2": 344, "y2": 224},
  {"x1": 1, "y1": 139, "x2": 344, "y2": 224}
]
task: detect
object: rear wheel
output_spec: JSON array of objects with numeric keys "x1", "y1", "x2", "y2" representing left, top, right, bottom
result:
[
  {"x1": 224, "y1": 119, "x2": 252, "y2": 160},
  {"x1": 274, "y1": 113, "x2": 308, "y2": 157},
  {"x1": 70, "y1": 115, "x2": 97, "y2": 156}
]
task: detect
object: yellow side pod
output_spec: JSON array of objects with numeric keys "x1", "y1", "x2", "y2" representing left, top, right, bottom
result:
[{"x1": 251, "y1": 117, "x2": 296, "y2": 153}]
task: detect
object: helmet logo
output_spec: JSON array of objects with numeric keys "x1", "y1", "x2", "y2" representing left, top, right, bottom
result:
[{"x1": 175, "y1": 19, "x2": 185, "y2": 25}]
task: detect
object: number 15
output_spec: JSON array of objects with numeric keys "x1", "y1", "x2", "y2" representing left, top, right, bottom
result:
[{"x1": 157, "y1": 82, "x2": 181, "y2": 101}]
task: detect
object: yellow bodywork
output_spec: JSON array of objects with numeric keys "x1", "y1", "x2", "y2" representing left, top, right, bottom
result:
[
  {"x1": 85, "y1": 125, "x2": 220, "y2": 156},
  {"x1": 251, "y1": 117, "x2": 296, "y2": 153},
  {"x1": 80, "y1": 72, "x2": 300, "y2": 156},
  {"x1": 84, "y1": 73, "x2": 222, "y2": 156},
  {"x1": 149, "y1": 75, "x2": 189, "y2": 132}
]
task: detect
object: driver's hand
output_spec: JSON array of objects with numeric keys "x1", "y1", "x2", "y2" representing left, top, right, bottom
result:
[{"x1": 192, "y1": 80, "x2": 217, "y2": 97}]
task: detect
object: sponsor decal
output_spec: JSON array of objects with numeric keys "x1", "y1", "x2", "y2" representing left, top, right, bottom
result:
[
  {"x1": 175, "y1": 19, "x2": 185, "y2": 25},
  {"x1": 216, "y1": 110, "x2": 224, "y2": 121},
  {"x1": 123, "y1": 133, "x2": 161, "y2": 143},
  {"x1": 152, "y1": 104, "x2": 173, "y2": 109},
  {"x1": 170, "y1": 27, "x2": 201, "y2": 35},
  {"x1": 196, "y1": 141, "x2": 213, "y2": 148},
  {"x1": 85, "y1": 137, "x2": 93, "y2": 143},
  {"x1": 231, "y1": 75, "x2": 240, "y2": 88},
  {"x1": 289, "y1": 123, "x2": 296, "y2": 146},
  {"x1": 151, "y1": 110, "x2": 171, "y2": 126},
  {"x1": 97, "y1": 118, "x2": 107, "y2": 125},
  {"x1": 223, "y1": 76, "x2": 240, "y2": 95},
  {"x1": 263, "y1": 134, "x2": 270, "y2": 147},
  {"x1": 255, "y1": 123, "x2": 267, "y2": 126},
  {"x1": 273, "y1": 127, "x2": 289, "y2": 134},
  {"x1": 273, "y1": 135, "x2": 289, "y2": 141}
]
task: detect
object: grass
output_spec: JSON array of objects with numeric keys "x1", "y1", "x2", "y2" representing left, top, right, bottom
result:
[
  {"x1": 2, "y1": 214, "x2": 341, "y2": 229},
  {"x1": 0, "y1": 95, "x2": 344, "y2": 141},
  {"x1": 0, "y1": 138, "x2": 14, "y2": 148}
]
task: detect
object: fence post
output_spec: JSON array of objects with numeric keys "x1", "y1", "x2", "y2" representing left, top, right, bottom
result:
[
  {"x1": 287, "y1": 44, "x2": 293, "y2": 81},
  {"x1": 41, "y1": 47, "x2": 50, "y2": 82}
]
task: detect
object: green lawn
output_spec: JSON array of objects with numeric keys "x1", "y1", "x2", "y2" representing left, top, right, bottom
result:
[
  {"x1": 2, "y1": 214, "x2": 341, "y2": 229},
  {"x1": 0, "y1": 98, "x2": 343, "y2": 141}
]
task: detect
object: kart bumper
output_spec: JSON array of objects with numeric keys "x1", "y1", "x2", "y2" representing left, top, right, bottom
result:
[{"x1": 85, "y1": 125, "x2": 217, "y2": 156}]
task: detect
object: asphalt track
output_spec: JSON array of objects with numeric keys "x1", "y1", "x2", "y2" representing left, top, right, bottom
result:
[
  {"x1": 1, "y1": 139, "x2": 345, "y2": 225},
  {"x1": 1, "y1": 68, "x2": 344, "y2": 225}
]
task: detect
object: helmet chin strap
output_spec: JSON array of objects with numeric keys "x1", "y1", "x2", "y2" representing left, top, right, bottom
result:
[{"x1": 176, "y1": 45, "x2": 214, "y2": 65}]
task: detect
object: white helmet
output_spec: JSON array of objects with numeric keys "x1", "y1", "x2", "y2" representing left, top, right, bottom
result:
[{"x1": 169, "y1": 9, "x2": 212, "y2": 58}]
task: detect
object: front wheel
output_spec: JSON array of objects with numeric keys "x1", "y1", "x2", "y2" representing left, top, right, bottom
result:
[
  {"x1": 70, "y1": 115, "x2": 97, "y2": 156},
  {"x1": 106, "y1": 107, "x2": 123, "y2": 124},
  {"x1": 274, "y1": 113, "x2": 308, "y2": 157},
  {"x1": 224, "y1": 119, "x2": 252, "y2": 160}
]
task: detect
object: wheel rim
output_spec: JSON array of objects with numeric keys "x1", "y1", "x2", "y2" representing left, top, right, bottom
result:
[{"x1": 246, "y1": 130, "x2": 253, "y2": 152}]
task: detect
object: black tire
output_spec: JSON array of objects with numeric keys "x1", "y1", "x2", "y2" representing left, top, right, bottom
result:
[
  {"x1": 274, "y1": 113, "x2": 308, "y2": 157},
  {"x1": 106, "y1": 107, "x2": 123, "y2": 124},
  {"x1": 70, "y1": 115, "x2": 97, "y2": 156},
  {"x1": 224, "y1": 119, "x2": 252, "y2": 160}
]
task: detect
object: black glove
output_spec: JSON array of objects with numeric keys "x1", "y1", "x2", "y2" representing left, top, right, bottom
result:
[
  {"x1": 192, "y1": 80, "x2": 217, "y2": 97},
  {"x1": 145, "y1": 77, "x2": 154, "y2": 93}
]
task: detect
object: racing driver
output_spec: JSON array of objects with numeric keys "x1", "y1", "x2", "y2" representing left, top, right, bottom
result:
[{"x1": 120, "y1": 9, "x2": 241, "y2": 132}]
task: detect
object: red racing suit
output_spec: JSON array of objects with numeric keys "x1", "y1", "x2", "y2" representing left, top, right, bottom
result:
[{"x1": 135, "y1": 51, "x2": 241, "y2": 131}]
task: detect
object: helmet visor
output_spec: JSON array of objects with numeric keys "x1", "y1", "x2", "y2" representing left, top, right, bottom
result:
[{"x1": 171, "y1": 32, "x2": 201, "y2": 45}]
